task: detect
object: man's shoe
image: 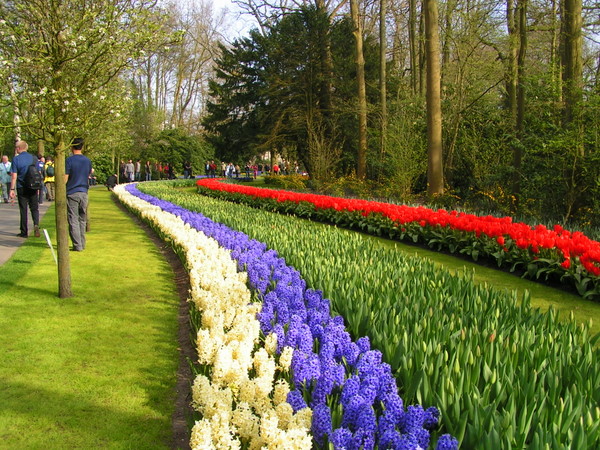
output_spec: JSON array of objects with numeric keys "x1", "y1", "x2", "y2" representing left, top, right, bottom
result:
[
  {"x1": 16, "y1": 233, "x2": 27, "y2": 238},
  {"x1": 34, "y1": 226, "x2": 40, "y2": 237}
]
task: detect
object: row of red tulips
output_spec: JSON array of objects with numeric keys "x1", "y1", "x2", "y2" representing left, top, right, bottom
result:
[{"x1": 196, "y1": 178, "x2": 600, "y2": 300}]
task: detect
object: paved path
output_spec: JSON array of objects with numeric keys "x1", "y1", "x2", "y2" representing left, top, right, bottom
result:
[{"x1": 0, "y1": 200, "x2": 52, "y2": 265}]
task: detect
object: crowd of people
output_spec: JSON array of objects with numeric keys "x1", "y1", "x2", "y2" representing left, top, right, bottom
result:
[
  {"x1": 2, "y1": 138, "x2": 92, "y2": 252},
  {"x1": 2, "y1": 147, "x2": 304, "y2": 249},
  {"x1": 108, "y1": 158, "x2": 302, "y2": 187},
  {"x1": 3, "y1": 152, "x2": 305, "y2": 206},
  {"x1": 117, "y1": 160, "x2": 178, "y2": 184},
  {"x1": 204, "y1": 160, "x2": 301, "y2": 179}
]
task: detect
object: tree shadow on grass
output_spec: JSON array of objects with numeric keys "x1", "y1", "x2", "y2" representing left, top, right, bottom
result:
[{"x1": 0, "y1": 379, "x2": 171, "y2": 448}]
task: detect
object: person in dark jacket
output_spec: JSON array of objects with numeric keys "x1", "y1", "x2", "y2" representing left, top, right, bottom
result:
[
  {"x1": 9, "y1": 140, "x2": 40, "y2": 238},
  {"x1": 105, "y1": 174, "x2": 118, "y2": 191}
]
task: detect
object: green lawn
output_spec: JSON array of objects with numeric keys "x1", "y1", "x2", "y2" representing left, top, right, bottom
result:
[{"x1": 0, "y1": 187, "x2": 182, "y2": 449}]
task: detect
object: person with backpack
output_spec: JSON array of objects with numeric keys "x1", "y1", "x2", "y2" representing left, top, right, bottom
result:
[
  {"x1": 9, "y1": 140, "x2": 41, "y2": 238},
  {"x1": 44, "y1": 156, "x2": 55, "y2": 201}
]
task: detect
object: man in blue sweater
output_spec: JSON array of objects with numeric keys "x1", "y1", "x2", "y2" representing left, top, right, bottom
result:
[
  {"x1": 65, "y1": 137, "x2": 92, "y2": 252},
  {"x1": 9, "y1": 140, "x2": 40, "y2": 238}
]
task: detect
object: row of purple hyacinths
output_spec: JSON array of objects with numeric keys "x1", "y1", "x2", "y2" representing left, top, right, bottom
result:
[{"x1": 125, "y1": 184, "x2": 458, "y2": 450}]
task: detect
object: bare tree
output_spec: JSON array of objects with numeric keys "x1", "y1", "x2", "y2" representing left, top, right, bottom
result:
[{"x1": 130, "y1": 1, "x2": 225, "y2": 134}]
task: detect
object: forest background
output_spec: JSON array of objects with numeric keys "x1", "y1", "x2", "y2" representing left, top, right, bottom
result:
[{"x1": 1, "y1": 0, "x2": 600, "y2": 228}]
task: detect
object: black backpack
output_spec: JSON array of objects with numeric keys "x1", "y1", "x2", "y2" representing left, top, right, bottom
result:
[
  {"x1": 46, "y1": 164, "x2": 55, "y2": 177},
  {"x1": 25, "y1": 163, "x2": 44, "y2": 191}
]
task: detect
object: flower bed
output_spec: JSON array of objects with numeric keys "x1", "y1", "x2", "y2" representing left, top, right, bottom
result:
[
  {"x1": 195, "y1": 178, "x2": 600, "y2": 301},
  {"x1": 138, "y1": 181, "x2": 600, "y2": 448},
  {"x1": 113, "y1": 184, "x2": 456, "y2": 449}
]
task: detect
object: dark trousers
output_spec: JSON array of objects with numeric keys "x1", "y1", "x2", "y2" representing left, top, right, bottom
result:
[
  {"x1": 67, "y1": 191, "x2": 88, "y2": 251},
  {"x1": 17, "y1": 187, "x2": 39, "y2": 235}
]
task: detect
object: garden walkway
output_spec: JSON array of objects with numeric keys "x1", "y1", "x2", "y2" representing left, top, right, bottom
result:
[{"x1": 0, "y1": 200, "x2": 51, "y2": 265}]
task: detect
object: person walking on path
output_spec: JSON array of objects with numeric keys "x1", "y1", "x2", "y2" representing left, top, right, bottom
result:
[
  {"x1": 9, "y1": 140, "x2": 40, "y2": 238},
  {"x1": 44, "y1": 156, "x2": 55, "y2": 201},
  {"x1": 124, "y1": 159, "x2": 135, "y2": 182},
  {"x1": 0, "y1": 155, "x2": 11, "y2": 203},
  {"x1": 65, "y1": 137, "x2": 92, "y2": 252},
  {"x1": 36, "y1": 154, "x2": 46, "y2": 205},
  {"x1": 134, "y1": 159, "x2": 141, "y2": 181},
  {"x1": 144, "y1": 160, "x2": 152, "y2": 181}
]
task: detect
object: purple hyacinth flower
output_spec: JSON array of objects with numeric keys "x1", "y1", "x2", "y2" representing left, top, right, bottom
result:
[
  {"x1": 287, "y1": 389, "x2": 308, "y2": 412},
  {"x1": 331, "y1": 427, "x2": 353, "y2": 449},
  {"x1": 352, "y1": 428, "x2": 376, "y2": 450},
  {"x1": 380, "y1": 392, "x2": 404, "y2": 424},
  {"x1": 398, "y1": 405, "x2": 425, "y2": 435},
  {"x1": 415, "y1": 427, "x2": 431, "y2": 448},
  {"x1": 359, "y1": 374, "x2": 381, "y2": 404},
  {"x1": 341, "y1": 376, "x2": 361, "y2": 406},
  {"x1": 341, "y1": 394, "x2": 367, "y2": 429},
  {"x1": 393, "y1": 433, "x2": 420, "y2": 450},
  {"x1": 436, "y1": 434, "x2": 459, "y2": 450},
  {"x1": 356, "y1": 336, "x2": 371, "y2": 353},
  {"x1": 312, "y1": 403, "x2": 333, "y2": 446},
  {"x1": 291, "y1": 350, "x2": 321, "y2": 387},
  {"x1": 423, "y1": 406, "x2": 440, "y2": 430}
]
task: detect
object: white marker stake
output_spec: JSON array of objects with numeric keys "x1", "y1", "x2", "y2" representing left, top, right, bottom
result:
[{"x1": 43, "y1": 229, "x2": 57, "y2": 265}]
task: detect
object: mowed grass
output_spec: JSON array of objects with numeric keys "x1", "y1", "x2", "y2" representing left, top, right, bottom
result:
[{"x1": 0, "y1": 187, "x2": 181, "y2": 448}]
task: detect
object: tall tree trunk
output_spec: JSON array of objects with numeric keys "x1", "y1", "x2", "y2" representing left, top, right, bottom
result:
[
  {"x1": 596, "y1": 51, "x2": 600, "y2": 94},
  {"x1": 145, "y1": 58, "x2": 153, "y2": 108},
  {"x1": 442, "y1": 0, "x2": 454, "y2": 70},
  {"x1": 550, "y1": 0, "x2": 562, "y2": 102},
  {"x1": 506, "y1": 0, "x2": 518, "y2": 124},
  {"x1": 8, "y1": 76, "x2": 21, "y2": 145},
  {"x1": 50, "y1": 35, "x2": 73, "y2": 298},
  {"x1": 561, "y1": 0, "x2": 583, "y2": 153},
  {"x1": 54, "y1": 131, "x2": 73, "y2": 298},
  {"x1": 507, "y1": 0, "x2": 527, "y2": 200},
  {"x1": 315, "y1": 0, "x2": 334, "y2": 122},
  {"x1": 380, "y1": 0, "x2": 387, "y2": 165},
  {"x1": 514, "y1": 0, "x2": 527, "y2": 197},
  {"x1": 408, "y1": 0, "x2": 418, "y2": 94},
  {"x1": 419, "y1": 11, "x2": 426, "y2": 96},
  {"x1": 171, "y1": 62, "x2": 184, "y2": 127},
  {"x1": 351, "y1": 0, "x2": 368, "y2": 179},
  {"x1": 424, "y1": 0, "x2": 444, "y2": 196}
]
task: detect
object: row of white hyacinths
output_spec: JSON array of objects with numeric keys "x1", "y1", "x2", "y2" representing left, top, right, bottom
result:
[{"x1": 113, "y1": 185, "x2": 313, "y2": 449}]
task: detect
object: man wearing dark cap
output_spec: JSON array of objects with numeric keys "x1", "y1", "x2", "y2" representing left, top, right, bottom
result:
[{"x1": 65, "y1": 137, "x2": 92, "y2": 251}]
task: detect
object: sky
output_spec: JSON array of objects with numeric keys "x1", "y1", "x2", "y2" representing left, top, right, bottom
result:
[
  {"x1": 176, "y1": 0, "x2": 256, "y2": 40},
  {"x1": 214, "y1": 0, "x2": 257, "y2": 39}
]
